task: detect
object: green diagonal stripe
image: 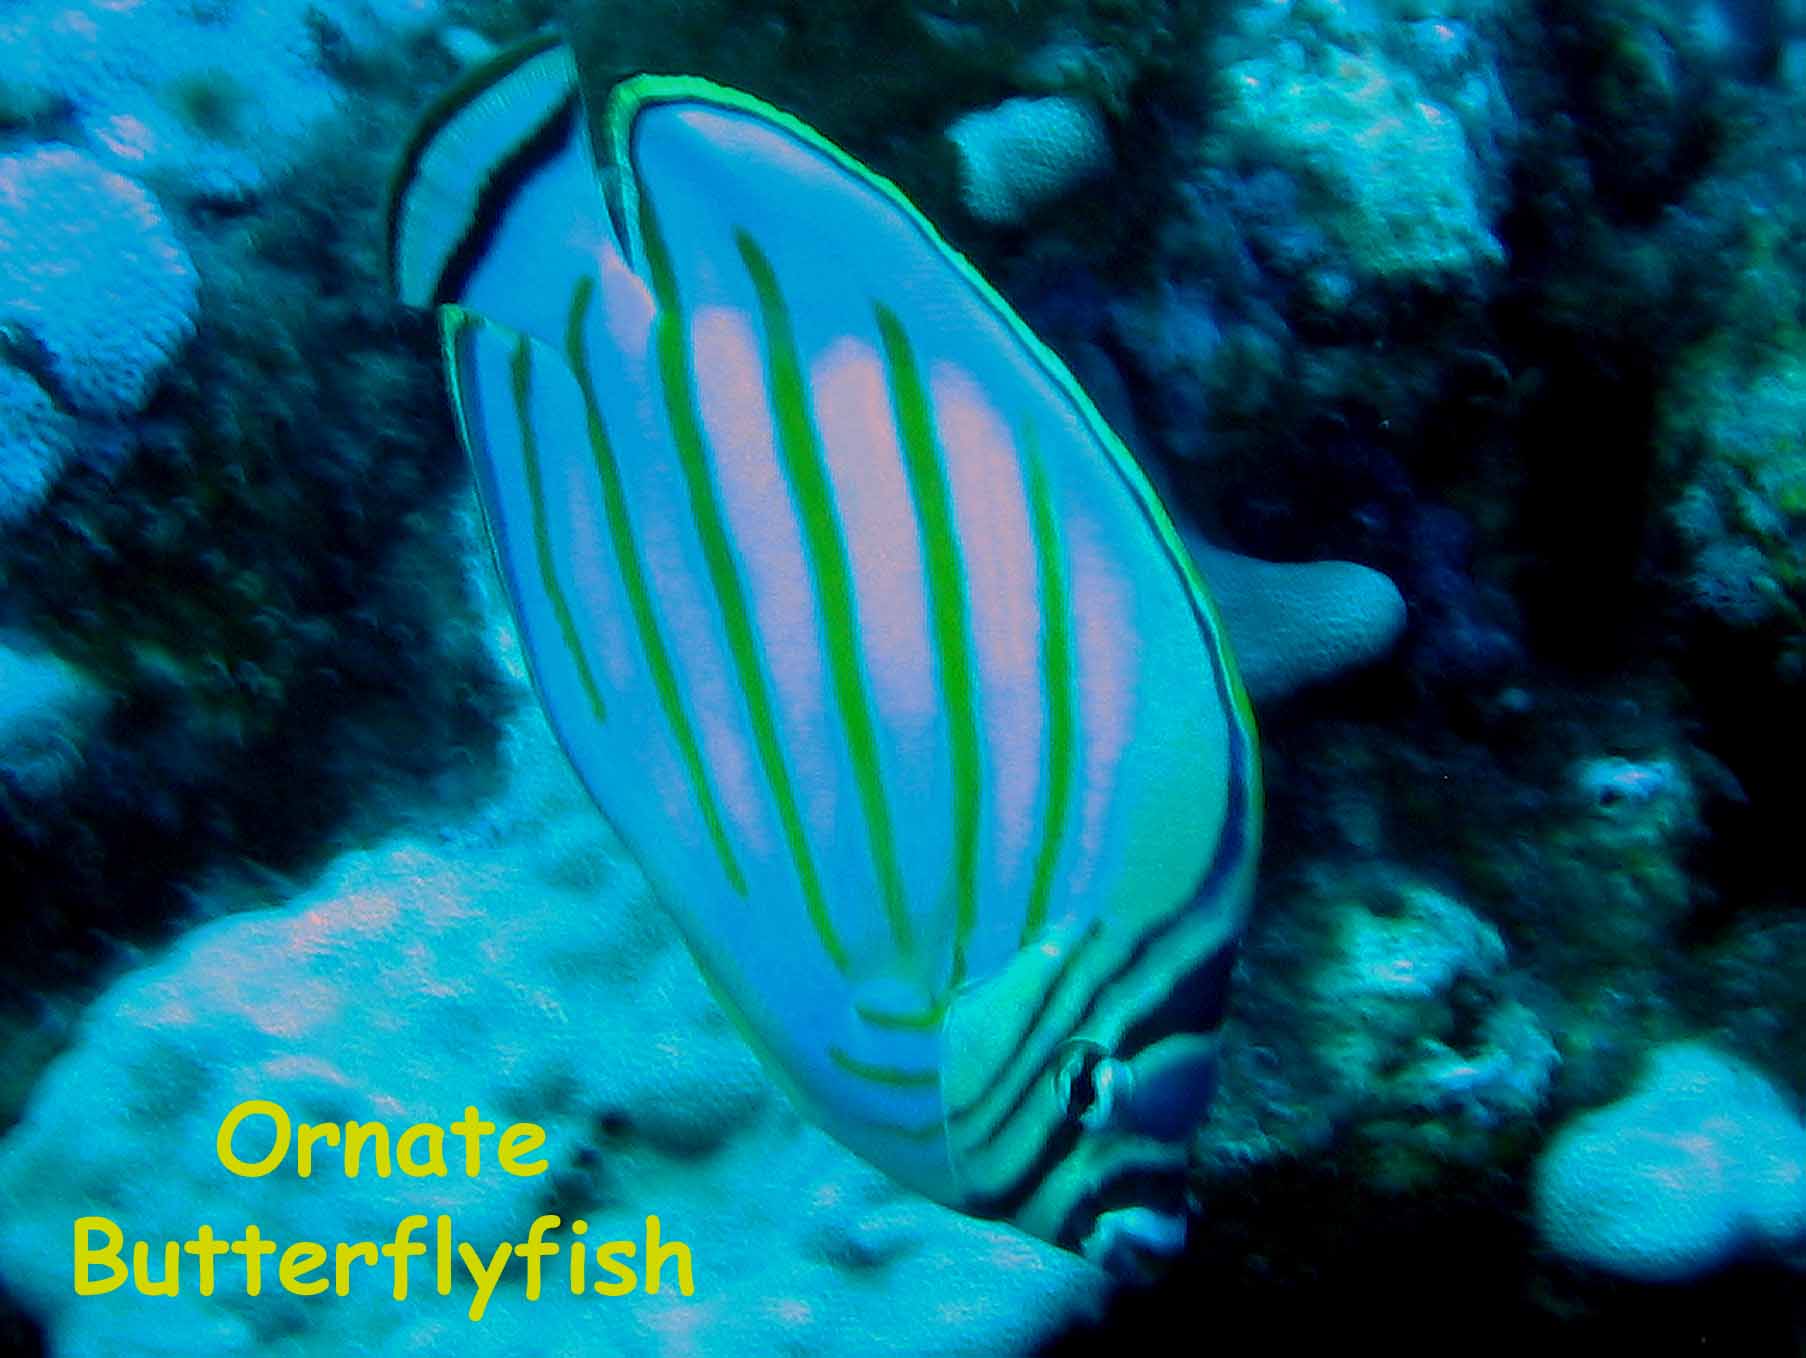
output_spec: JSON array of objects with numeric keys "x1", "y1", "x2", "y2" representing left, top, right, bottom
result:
[
  {"x1": 735, "y1": 229, "x2": 914, "y2": 961},
  {"x1": 507, "y1": 333, "x2": 608, "y2": 724},
  {"x1": 639, "y1": 196, "x2": 848, "y2": 972},
  {"x1": 829, "y1": 1045, "x2": 940, "y2": 1089},
  {"x1": 1020, "y1": 427, "x2": 1075, "y2": 943},
  {"x1": 873, "y1": 303, "x2": 982, "y2": 987},
  {"x1": 854, "y1": 998, "x2": 947, "y2": 1032},
  {"x1": 564, "y1": 277, "x2": 746, "y2": 896}
]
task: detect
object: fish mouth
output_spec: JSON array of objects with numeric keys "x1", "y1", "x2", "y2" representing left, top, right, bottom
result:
[{"x1": 1080, "y1": 1206, "x2": 1189, "y2": 1282}]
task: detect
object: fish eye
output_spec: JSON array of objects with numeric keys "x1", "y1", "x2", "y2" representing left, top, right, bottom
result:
[{"x1": 1053, "y1": 1040, "x2": 1130, "y2": 1131}]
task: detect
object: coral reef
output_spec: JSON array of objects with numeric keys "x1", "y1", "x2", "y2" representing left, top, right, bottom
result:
[
  {"x1": 946, "y1": 94, "x2": 1111, "y2": 225},
  {"x1": 0, "y1": 635, "x2": 110, "y2": 804},
  {"x1": 0, "y1": 365, "x2": 76, "y2": 528},
  {"x1": 1195, "y1": 866, "x2": 1558, "y2": 1193},
  {"x1": 1, "y1": 0, "x2": 1805, "y2": 1349},
  {"x1": 0, "y1": 145, "x2": 196, "y2": 526},
  {"x1": 1533, "y1": 1042, "x2": 1806, "y2": 1281},
  {"x1": 0, "y1": 0, "x2": 443, "y2": 201},
  {"x1": 1188, "y1": 539, "x2": 1407, "y2": 702},
  {"x1": 0, "y1": 145, "x2": 197, "y2": 420},
  {"x1": 1661, "y1": 0, "x2": 1806, "y2": 85},
  {"x1": 0, "y1": 24, "x2": 509, "y2": 1012},
  {"x1": 1203, "y1": 26, "x2": 1507, "y2": 298},
  {"x1": 0, "y1": 599, "x2": 1101, "y2": 1356},
  {"x1": 1664, "y1": 336, "x2": 1806, "y2": 640},
  {"x1": 1108, "y1": 0, "x2": 1518, "y2": 451}
]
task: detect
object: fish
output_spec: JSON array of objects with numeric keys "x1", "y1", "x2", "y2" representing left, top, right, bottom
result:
[{"x1": 386, "y1": 32, "x2": 1262, "y2": 1278}]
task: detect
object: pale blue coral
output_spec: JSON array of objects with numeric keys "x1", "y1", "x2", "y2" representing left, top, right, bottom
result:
[
  {"x1": 0, "y1": 556, "x2": 1102, "y2": 1357},
  {"x1": 1533, "y1": 1042, "x2": 1806, "y2": 1281},
  {"x1": 0, "y1": 364, "x2": 75, "y2": 525},
  {"x1": 0, "y1": 0, "x2": 442, "y2": 201},
  {"x1": 0, "y1": 145, "x2": 197, "y2": 420},
  {"x1": 946, "y1": 94, "x2": 1112, "y2": 225}
]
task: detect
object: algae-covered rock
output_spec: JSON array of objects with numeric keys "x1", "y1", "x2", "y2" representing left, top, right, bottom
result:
[
  {"x1": 1203, "y1": 39, "x2": 1505, "y2": 298},
  {"x1": 1663, "y1": 336, "x2": 1806, "y2": 640},
  {"x1": 1200, "y1": 0, "x2": 1514, "y2": 295},
  {"x1": 1198, "y1": 867, "x2": 1557, "y2": 1193}
]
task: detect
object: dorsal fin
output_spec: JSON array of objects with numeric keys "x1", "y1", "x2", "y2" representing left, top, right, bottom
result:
[{"x1": 386, "y1": 33, "x2": 619, "y2": 346}]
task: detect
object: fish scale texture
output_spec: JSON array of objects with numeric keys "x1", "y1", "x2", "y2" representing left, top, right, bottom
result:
[{"x1": 0, "y1": 606, "x2": 1101, "y2": 1356}]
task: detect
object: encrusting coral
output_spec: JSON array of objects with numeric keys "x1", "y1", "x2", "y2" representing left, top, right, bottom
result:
[
  {"x1": 1533, "y1": 1042, "x2": 1806, "y2": 1282},
  {"x1": 946, "y1": 94, "x2": 1112, "y2": 225}
]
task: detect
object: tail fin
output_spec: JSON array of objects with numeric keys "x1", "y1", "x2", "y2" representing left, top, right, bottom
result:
[{"x1": 387, "y1": 34, "x2": 620, "y2": 346}]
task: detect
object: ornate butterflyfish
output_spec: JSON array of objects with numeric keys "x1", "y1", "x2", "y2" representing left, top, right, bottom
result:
[{"x1": 387, "y1": 32, "x2": 1262, "y2": 1277}]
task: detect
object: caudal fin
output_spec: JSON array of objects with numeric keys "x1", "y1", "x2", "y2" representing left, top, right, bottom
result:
[{"x1": 387, "y1": 34, "x2": 621, "y2": 346}]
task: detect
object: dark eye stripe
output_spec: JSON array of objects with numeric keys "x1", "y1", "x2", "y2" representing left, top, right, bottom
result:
[
  {"x1": 959, "y1": 906, "x2": 1206, "y2": 1160},
  {"x1": 1114, "y1": 942, "x2": 1238, "y2": 1061},
  {"x1": 948, "y1": 638, "x2": 1256, "y2": 1170},
  {"x1": 958, "y1": 750, "x2": 1252, "y2": 1161},
  {"x1": 1058, "y1": 1042, "x2": 1107, "y2": 1122},
  {"x1": 962, "y1": 1119, "x2": 1084, "y2": 1221}
]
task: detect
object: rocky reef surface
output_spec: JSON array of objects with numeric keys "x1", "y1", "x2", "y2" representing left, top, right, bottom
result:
[
  {"x1": 2, "y1": 0, "x2": 1804, "y2": 1352},
  {"x1": 0, "y1": 549, "x2": 1102, "y2": 1354}
]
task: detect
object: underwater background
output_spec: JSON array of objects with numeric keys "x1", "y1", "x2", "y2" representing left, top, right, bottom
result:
[{"x1": 1, "y1": 0, "x2": 1805, "y2": 1352}]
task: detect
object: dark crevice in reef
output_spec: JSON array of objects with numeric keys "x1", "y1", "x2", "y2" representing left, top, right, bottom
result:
[
  {"x1": 1035, "y1": 1155, "x2": 1806, "y2": 1356},
  {"x1": 0, "y1": 1283, "x2": 45, "y2": 1358},
  {"x1": 1670, "y1": 619, "x2": 1806, "y2": 916},
  {"x1": 1505, "y1": 329, "x2": 1663, "y2": 671},
  {"x1": 1481, "y1": 3, "x2": 1740, "y2": 677},
  {"x1": 1486, "y1": 4, "x2": 1799, "y2": 916}
]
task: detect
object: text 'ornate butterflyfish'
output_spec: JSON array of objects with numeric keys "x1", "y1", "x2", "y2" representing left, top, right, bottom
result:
[{"x1": 387, "y1": 32, "x2": 1262, "y2": 1278}]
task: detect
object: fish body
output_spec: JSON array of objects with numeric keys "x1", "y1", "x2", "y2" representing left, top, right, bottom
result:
[{"x1": 388, "y1": 34, "x2": 1261, "y2": 1276}]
